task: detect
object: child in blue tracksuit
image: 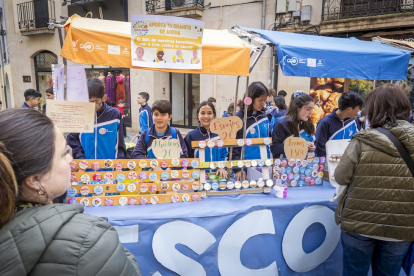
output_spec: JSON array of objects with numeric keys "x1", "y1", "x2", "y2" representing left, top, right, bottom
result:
[
  {"x1": 233, "y1": 82, "x2": 271, "y2": 180},
  {"x1": 271, "y1": 91, "x2": 316, "y2": 158},
  {"x1": 315, "y1": 92, "x2": 363, "y2": 157},
  {"x1": 270, "y1": 96, "x2": 288, "y2": 132},
  {"x1": 67, "y1": 78, "x2": 126, "y2": 159},
  {"x1": 138, "y1": 92, "x2": 154, "y2": 134},
  {"x1": 185, "y1": 101, "x2": 228, "y2": 177},
  {"x1": 131, "y1": 100, "x2": 187, "y2": 159}
]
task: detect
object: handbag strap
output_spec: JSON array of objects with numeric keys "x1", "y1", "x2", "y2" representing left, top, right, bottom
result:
[{"x1": 376, "y1": 127, "x2": 414, "y2": 178}]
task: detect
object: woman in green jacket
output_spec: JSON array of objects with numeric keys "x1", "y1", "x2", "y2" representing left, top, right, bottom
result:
[
  {"x1": 0, "y1": 109, "x2": 141, "y2": 276},
  {"x1": 335, "y1": 84, "x2": 413, "y2": 276}
]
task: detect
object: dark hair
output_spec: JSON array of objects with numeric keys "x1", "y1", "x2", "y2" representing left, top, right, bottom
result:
[
  {"x1": 227, "y1": 103, "x2": 235, "y2": 115},
  {"x1": 197, "y1": 101, "x2": 216, "y2": 123},
  {"x1": 24, "y1": 89, "x2": 42, "y2": 101},
  {"x1": 278, "y1": 90, "x2": 287, "y2": 97},
  {"x1": 139, "y1": 92, "x2": 150, "y2": 102},
  {"x1": 338, "y1": 91, "x2": 363, "y2": 111},
  {"x1": 88, "y1": 78, "x2": 105, "y2": 99},
  {"x1": 207, "y1": 97, "x2": 216, "y2": 103},
  {"x1": 365, "y1": 84, "x2": 411, "y2": 128},
  {"x1": 274, "y1": 96, "x2": 287, "y2": 110},
  {"x1": 152, "y1": 100, "x2": 172, "y2": 115},
  {"x1": 118, "y1": 99, "x2": 125, "y2": 104},
  {"x1": 0, "y1": 100, "x2": 2, "y2": 104},
  {"x1": 240, "y1": 82, "x2": 269, "y2": 116},
  {"x1": 0, "y1": 109, "x2": 55, "y2": 224},
  {"x1": 286, "y1": 93, "x2": 315, "y2": 136},
  {"x1": 45, "y1": 87, "x2": 54, "y2": 94}
]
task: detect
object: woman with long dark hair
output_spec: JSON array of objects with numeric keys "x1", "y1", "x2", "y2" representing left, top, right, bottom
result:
[
  {"x1": 335, "y1": 84, "x2": 414, "y2": 276},
  {"x1": 0, "y1": 109, "x2": 141, "y2": 275},
  {"x1": 270, "y1": 91, "x2": 315, "y2": 157}
]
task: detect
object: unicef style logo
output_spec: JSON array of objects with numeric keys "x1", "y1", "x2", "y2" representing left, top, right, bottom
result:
[
  {"x1": 80, "y1": 42, "x2": 94, "y2": 52},
  {"x1": 133, "y1": 21, "x2": 149, "y2": 36},
  {"x1": 287, "y1": 56, "x2": 299, "y2": 66}
]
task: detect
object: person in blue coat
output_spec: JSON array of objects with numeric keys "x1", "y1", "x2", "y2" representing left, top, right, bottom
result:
[
  {"x1": 270, "y1": 96, "x2": 288, "y2": 132},
  {"x1": 138, "y1": 92, "x2": 154, "y2": 134},
  {"x1": 185, "y1": 101, "x2": 228, "y2": 177},
  {"x1": 67, "y1": 78, "x2": 126, "y2": 159},
  {"x1": 233, "y1": 82, "x2": 271, "y2": 180},
  {"x1": 315, "y1": 91, "x2": 363, "y2": 157},
  {"x1": 132, "y1": 100, "x2": 187, "y2": 159},
  {"x1": 271, "y1": 91, "x2": 315, "y2": 158}
]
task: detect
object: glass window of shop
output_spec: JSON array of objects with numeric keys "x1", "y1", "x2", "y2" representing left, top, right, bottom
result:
[
  {"x1": 34, "y1": 51, "x2": 57, "y2": 111},
  {"x1": 84, "y1": 68, "x2": 132, "y2": 127},
  {"x1": 170, "y1": 73, "x2": 200, "y2": 128}
]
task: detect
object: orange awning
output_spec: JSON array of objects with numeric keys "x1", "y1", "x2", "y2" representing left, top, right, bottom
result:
[{"x1": 60, "y1": 15, "x2": 250, "y2": 76}]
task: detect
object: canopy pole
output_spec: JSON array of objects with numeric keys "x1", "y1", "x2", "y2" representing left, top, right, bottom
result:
[
  {"x1": 57, "y1": 24, "x2": 68, "y2": 101},
  {"x1": 373, "y1": 80, "x2": 377, "y2": 89},
  {"x1": 228, "y1": 76, "x2": 240, "y2": 170},
  {"x1": 249, "y1": 46, "x2": 266, "y2": 73}
]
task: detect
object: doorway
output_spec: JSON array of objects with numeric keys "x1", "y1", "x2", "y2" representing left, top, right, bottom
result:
[
  {"x1": 170, "y1": 73, "x2": 200, "y2": 128},
  {"x1": 34, "y1": 51, "x2": 57, "y2": 111}
]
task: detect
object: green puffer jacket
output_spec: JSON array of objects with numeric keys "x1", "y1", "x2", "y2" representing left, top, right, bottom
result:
[
  {"x1": 0, "y1": 203, "x2": 142, "y2": 276},
  {"x1": 335, "y1": 120, "x2": 414, "y2": 241}
]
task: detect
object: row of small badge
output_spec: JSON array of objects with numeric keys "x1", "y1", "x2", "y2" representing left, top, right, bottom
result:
[
  {"x1": 67, "y1": 181, "x2": 202, "y2": 197},
  {"x1": 71, "y1": 170, "x2": 201, "y2": 184},
  {"x1": 195, "y1": 137, "x2": 272, "y2": 148},
  {"x1": 70, "y1": 158, "x2": 201, "y2": 172},
  {"x1": 66, "y1": 193, "x2": 203, "y2": 207},
  {"x1": 200, "y1": 179, "x2": 275, "y2": 191}
]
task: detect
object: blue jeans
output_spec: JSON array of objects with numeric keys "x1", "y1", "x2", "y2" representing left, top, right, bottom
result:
[{"x1": 342, "y1": 231, "x2": 411, "y2": 276}]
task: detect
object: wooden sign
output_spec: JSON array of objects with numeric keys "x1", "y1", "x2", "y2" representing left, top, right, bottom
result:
[
  {"x1": 210, "y1": 116, "x2": 243, "y2": 140},
  {"x1": 284, "y1": 137, "x2": 308, "y2": 160},
  {"x1": 152, "y1": 139, "x2": 181, "y2": 159}
]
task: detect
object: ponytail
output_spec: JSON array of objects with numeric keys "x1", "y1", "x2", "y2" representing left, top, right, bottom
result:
[{"x1": 0, "y1": 143, "x2": 18, "y2": 225}]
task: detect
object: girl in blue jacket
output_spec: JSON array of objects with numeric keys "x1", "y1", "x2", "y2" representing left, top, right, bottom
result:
[
  {"x1": 184, "y1": 101, "x2": 228, "y2": 178},
  {"x1": 233, "y1": 82, "x2": 271, "y2": 180},
  {"x1": 271, "y1": 91, "x2": 316, "y2": 158}
]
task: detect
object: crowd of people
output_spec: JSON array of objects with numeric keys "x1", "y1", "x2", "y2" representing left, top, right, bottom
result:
[{"x1": 0, "y1": 78, "x2": 413, "y2": 276}]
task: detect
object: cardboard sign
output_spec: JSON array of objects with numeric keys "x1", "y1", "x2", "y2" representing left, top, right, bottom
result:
[
  {"x1": 284, "y1": 137, "x2": 308, "y2": 160},
  {"x1": 210, "y1": 116, "x2": 243, "y2": 141},
  {"x1": 46, "y1": 100, "x2": 94, "y2": 133},
  {"x1": 152, "y1": 139, "x2": 181, "y2": 159}
]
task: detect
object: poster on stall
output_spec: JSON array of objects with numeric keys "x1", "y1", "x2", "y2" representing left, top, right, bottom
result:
[
  {"x1": 52, "y1": 65, "x2": 89, "y2": 102},
  {"x1": 131, "y1": 15, "x2": 204, "y2": 69},
  {"x1": 46, "y1": 100, "x2": 94, "y2": 133}
]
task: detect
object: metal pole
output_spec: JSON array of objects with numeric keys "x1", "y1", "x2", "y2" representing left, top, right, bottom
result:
[
  {"x1": 373, "y1": 80, "x2": 377, "y2": 89},
  {"x1": 241, "y1": 76, "x2": 249, "y2": 160},
  {"x1": 58, "y1": 27, "x2": 67, "y2": 100}
]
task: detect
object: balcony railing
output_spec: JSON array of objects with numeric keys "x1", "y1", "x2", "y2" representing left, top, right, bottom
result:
[
  {"x1": 17, "y1": 0, "x2": 55, "y2": 30},
  {"x1": 322, "y1": 0, "x2": 414, "y2": 21},
  {"x1": 146, "y1": 0, "x2": 204, "y2": 14}
]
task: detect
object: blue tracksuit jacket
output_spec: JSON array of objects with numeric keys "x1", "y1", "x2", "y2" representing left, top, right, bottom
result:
[
  {"x1": 67, "y1": 102, "x2": 126, "y2": 159},
  {"x1": 222, "y1": 111, "x2": 230, "y2": 117},
  {"x1": 270, "y1": 109, "x2": 287, "y2": 133},
  {"x1": 139, "y1": 103, "x2": 154, "y2": 134},
  {"x1": 232, "y1": 110, "x2": 271, "y2": 160},
  {"x1": 315, "y1": 109, "x2": 360, "y2": 157},
  {"x1": 271, "y1": 116, "x2": 315, "y2": 158},
  {"x1": 184, "y1": 126, "x2": 228, "y2": 162},
  {"x1": 131, "y1": 125, "x2": 188, "y2": 159}
]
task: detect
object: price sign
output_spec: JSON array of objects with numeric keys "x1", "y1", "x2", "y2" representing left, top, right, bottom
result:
[
  {"x1": 152, "y1": 139, "x2": 181, "y2": 159},
  {"x1": 210, "y1": 116, "x2": 243, "y2": 141},
  {"x1": 284, "y1": 137, "x2": 308, "y2": 160}
]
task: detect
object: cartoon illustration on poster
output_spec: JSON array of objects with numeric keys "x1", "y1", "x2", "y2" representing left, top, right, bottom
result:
[
  {"x1": 309, "y1": 78, "x2": 345, "y2": 124},
  {"x1": 131, "y1": 15, "x2": 204, "y2": 69}
]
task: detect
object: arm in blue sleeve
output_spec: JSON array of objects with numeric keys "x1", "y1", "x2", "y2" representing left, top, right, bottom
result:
[
  {"x1": 140, "y1": 111, "x2": 149, "y2": 134},
  {"x1": 131, "y1": 131, "x2": 148, "y2": 159},
  {"x1": 117, "y1": 113, "x2": 127, "y2": 159},
  {"x1": 232, "y1": 127, "x2": 243, "y2": 161},
  {"x1": 270, "y1": 122, "x2": 288, "y2": 157},
  {"x1": 315, "y1": 121, "x2": 328, "y2": 157},
  {"x1": 148, "y1": 110, "x2": 154, "y2": 128},
  {"x1": 67, "y1": 133, "x2": 86, "y2": 159},
  {"x1": 177, "y1": 130, "x2": 189, "y2": 158},
  {"x1": 221, "y1": 147, "x2": 228, "y2": 161},
  {"x1": 184, "y1": 133, "x2": 194, "y2": 158}
]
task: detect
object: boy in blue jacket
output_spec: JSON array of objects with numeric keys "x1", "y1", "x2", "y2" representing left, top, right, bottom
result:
[
  {"x1": 315, "y1": 91, "x2": 363, "y2": 157},
  {"x1": 67, "y1": 78, "x2": 126, "y2": 159},
  {"x1": 131, "y1": 100, "x2": 188, "y2": 159},
  {"x1": 138, "y1": 92, "x2": 154, "y2": 134}
]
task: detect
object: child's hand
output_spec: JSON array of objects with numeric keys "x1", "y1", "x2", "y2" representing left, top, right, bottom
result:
[
  {"x1": 216, "y1": 168, "x2": 228, "y2": 179},
  {"x1": 308, "y1": 142, "x2": 316, "y2": 152},
  {"x1": 235, "y1": 171, "x2": 246, "y2": 181}
]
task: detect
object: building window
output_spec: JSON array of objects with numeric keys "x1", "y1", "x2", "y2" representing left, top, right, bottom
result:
[{"x1": 34, "y1": 50, "x2": 57, "y2": 110}]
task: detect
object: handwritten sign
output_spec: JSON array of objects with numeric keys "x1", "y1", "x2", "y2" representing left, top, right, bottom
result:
[
  {"x1": 152, "y1": 139, "x2": 181, "y2": 159},
  {"x1": 46, "y1": 100, "x2": 94, "y2": 133},
  {"x1": 284, "y1": 137, "x2": 308, "y2": 160},
  {"x1": 210, "y1": 116, "x2": 243, "y2": 141}
]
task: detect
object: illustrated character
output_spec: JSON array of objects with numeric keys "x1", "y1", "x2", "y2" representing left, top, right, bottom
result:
[
  {"x1": 191, "y1": 50, "x2": 200, "y2": 64},
  {"x1": 154, "y1": 48, "x2": 166, "y2": 63},
  {"x1": 135, "y1": 47, "x2": 145, "y2": 62},
  {"x1": 172, "y1": 50, "x2": 184, "y2": 63}
]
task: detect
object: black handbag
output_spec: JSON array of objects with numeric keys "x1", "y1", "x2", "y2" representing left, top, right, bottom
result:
[{"x1": 376, "y1": 127, "x2": 414, "y2": 177}]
